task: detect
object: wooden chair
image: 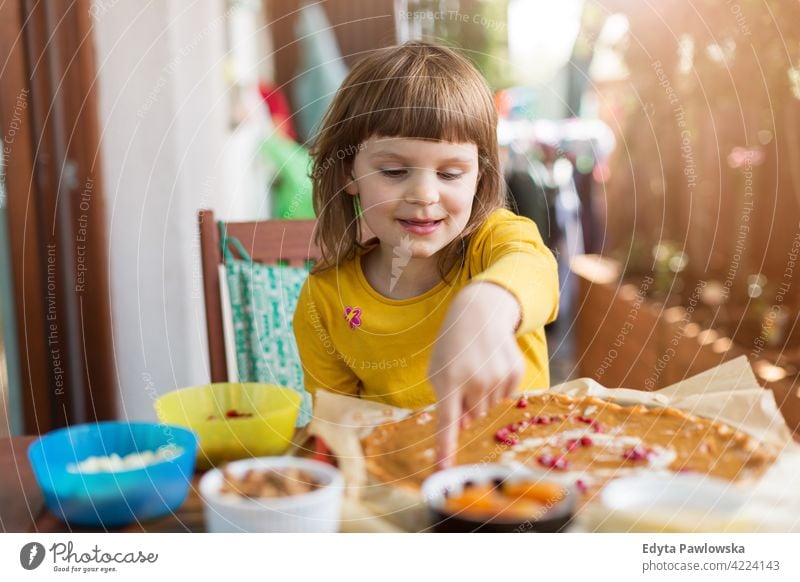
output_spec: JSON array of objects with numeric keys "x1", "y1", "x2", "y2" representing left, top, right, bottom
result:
[{"x1": 198, "y1": 209, "x2": 320, "y2": 383}]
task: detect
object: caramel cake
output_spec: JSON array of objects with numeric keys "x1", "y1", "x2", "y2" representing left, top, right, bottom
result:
[{"x1": 362, "y1": 393, "x2": 776, "y2": 492}]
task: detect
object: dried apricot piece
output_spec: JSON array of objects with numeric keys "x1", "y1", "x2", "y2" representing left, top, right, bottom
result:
[{"x1": 502, "y1": 481, "x2": 566, "y2": 505}]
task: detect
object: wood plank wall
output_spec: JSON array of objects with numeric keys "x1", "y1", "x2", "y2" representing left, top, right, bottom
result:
[{"x1": 593, "y1": 0, "x2": 800, "y2": 302}]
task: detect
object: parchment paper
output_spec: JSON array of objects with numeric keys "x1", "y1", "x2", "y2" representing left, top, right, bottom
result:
[{"x1": 308, "y1": 356, "x2": 799, "y2": 532}]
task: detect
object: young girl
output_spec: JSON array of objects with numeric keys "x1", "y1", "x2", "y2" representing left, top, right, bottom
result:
[{"x1": 293, "y1": 42, "x2": 559, "y2": 467}]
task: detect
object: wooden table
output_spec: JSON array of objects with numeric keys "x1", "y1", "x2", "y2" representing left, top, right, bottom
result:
[
  {"x1": 0, "y1": 436, "x2": 43, "y2": 532},
  {"x1": 0, "y1": 433, "x2": 407, "y2": 533}
]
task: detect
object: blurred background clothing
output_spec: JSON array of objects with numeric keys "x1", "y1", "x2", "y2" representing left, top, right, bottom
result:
[{"x1": 291, "y1": 3, "x2": 349, "y2": 144}]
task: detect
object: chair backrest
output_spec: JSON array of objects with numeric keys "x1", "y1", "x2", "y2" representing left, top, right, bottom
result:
[{"x1": 198, "y1": 209, "x2": 321, "y2": 383}]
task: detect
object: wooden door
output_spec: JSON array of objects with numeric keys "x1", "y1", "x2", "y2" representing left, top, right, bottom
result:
[{"x1": 0, "y1": 0, "x2": 116, "y2": 433}]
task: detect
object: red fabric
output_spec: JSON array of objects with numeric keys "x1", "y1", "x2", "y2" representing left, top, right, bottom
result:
[
  {"x1": 311, "y1": 436, "x2": 338, "y2": 467},
  {"x1": 259, "y1": 82, "x2": 298, "y2": 141}
]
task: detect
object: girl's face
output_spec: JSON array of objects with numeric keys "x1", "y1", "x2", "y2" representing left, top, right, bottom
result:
[{"x1": 345, "y1": 136, "x2": 480, "y2": 262}]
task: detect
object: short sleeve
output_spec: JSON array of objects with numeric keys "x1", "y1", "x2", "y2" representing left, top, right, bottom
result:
[
  {"x1": 469, "y1": 211, "x2": 559, "y2": 335},
  {"x1": 293, "y1": 279, "x2": 361, "y2": 397}
]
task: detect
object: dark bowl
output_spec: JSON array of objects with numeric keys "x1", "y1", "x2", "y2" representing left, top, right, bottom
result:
[{"x1": 421, "y1": 464, "x2": 576, "y2": 533}]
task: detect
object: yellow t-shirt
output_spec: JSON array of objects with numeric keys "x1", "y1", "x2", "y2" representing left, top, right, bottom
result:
[{"x1": 293, "y1": 208, "x2": 559, "y2": 409}]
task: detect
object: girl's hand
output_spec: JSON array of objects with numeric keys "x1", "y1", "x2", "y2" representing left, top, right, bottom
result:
[{"x1": 428, "y1": 282, "x2": 525, "y2": 469}]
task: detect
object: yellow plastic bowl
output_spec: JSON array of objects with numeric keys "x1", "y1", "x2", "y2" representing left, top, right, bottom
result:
[{"x1": 155, "y1": 383, "x2": 301, "y2": 468}]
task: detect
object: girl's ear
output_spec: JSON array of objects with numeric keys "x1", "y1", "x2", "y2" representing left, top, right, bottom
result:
[
  {"x1": 344, "y1": 179, "x2": 358, "y2": 196},
  {"x1": 343, "y1": 164, "x2": 358, "y2": 196}
]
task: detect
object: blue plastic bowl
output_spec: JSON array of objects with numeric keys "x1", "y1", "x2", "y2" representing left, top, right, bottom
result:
[{"x1": 28, "y1": 421, "x2": 198, "y2": 528}]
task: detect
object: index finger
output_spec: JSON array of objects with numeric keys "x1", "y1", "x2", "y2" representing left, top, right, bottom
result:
[{"x1": 436, "y1": 392, "x2": 461, "y2": 470}]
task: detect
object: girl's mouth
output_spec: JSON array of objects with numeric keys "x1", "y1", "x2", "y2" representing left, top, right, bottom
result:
[{"x1": 398, "y1": 219, "x2": 443, "y2": 235}]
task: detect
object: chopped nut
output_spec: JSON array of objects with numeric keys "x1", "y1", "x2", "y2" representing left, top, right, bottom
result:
[{"x1": 219, "y1": 466, "x2": 322, "y2": 499}]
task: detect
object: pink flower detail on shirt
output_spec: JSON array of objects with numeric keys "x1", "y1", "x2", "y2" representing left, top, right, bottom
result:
[{"x1": 344, "y1": 306, "x2": 362, "y2": 329}]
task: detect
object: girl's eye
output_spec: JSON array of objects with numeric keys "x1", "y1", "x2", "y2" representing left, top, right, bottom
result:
[
  {"x1": 438, "y1": 171, "x2": 462, "y2": 181},
  {"x1": 380, "y1": 169, "x2": 407, "y2": 178}
]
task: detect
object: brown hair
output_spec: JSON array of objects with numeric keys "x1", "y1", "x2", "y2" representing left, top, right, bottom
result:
[{"x1": 309, "y1": 41, "x2": 506, "y2": 274}]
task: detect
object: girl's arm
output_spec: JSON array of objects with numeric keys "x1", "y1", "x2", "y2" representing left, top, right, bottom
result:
[
  {"x1": 428, "y1": 281, "x2": 524, "y2": 468},
  {"x1": 293, "y1": 281, "x2": 361, "y2": 398},
  {"x1": 429, "y1": 211, "x2": 559, "y2": 468}
]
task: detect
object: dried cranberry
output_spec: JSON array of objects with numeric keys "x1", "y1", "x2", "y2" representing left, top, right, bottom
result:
[
  {"x1": 579, "y1": 436, "x2": 593, "y2": 447},
  {"x1": 537, "y1": 454, "x2": 554, "y2": 468},
  {"x1": 623, "y1": 445, "x2": 651, "y2": 462},
  {"x1": 495, "y1": 427, "x2": 518, "y2": 446},
  {"x1": 516, "y1": 397, "x2": 528, "y2": 408},
  {"x1": 537, "y1": 454, "x2": 568, "y2": 470},
  {"x1": 552, "y1": 457, "x2": 569, "y2": 470},
  {"x1": 224, "y1": 409, "x2": 253, "y2": 419}
]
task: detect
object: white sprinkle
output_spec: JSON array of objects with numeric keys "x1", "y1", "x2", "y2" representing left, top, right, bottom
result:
[
  {"x1": 646, "y1": 446, "x2": 677, "y2": 470},
  {"x1": 67, "y1": 445, "x2": 183, "y2": 474}
]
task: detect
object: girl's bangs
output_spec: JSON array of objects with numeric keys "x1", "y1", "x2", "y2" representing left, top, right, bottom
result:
[{"x1": 356, "y1": 76, "x2": 494, "y2": 146}]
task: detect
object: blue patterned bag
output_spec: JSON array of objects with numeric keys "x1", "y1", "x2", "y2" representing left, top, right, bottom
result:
[{"x1": 221, "y1": 227, "x2": 312, "y2": 426}]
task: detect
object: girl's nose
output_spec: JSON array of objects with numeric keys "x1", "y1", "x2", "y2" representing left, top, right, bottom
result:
[{"x1": 404, "y1": 171, "x2": 439, "y2": 205}]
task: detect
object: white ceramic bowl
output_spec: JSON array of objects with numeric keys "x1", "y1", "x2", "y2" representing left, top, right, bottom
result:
[
  {"x1": 199, "y1": 457, "x2": 344, "y2": 533},
  {"x1": 597, "y1": 473, "x2": 752, "y2": 532}
]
